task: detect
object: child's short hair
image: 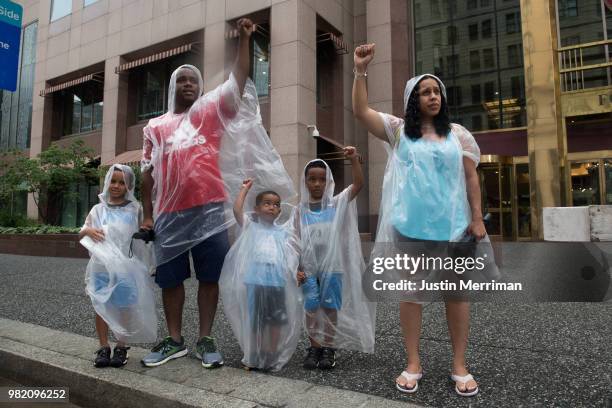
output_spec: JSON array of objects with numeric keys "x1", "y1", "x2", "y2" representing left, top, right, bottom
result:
[
  {"x1": 304, "y1": 160, "x2": 327, "y2": 177},
  {"x1": 255, "y1": 190, "x2": 281, "y2": 206}
]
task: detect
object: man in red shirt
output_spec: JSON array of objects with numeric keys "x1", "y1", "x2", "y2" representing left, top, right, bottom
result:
[{"x1": 140, "y1": 18, "x2": 254, "y2": 368}]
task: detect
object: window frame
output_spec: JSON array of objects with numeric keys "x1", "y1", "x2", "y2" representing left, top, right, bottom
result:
[{"x1": 50, "y1": 0, "x2": 72, "y2": 22}]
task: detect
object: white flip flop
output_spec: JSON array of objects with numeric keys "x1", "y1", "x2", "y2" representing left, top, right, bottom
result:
[
  {"x1": 451, "y1": 373, "x2": 479, "y2": 397},
  {"x1": 396, "y1": 370, "x2": 423, "y2": 394}
]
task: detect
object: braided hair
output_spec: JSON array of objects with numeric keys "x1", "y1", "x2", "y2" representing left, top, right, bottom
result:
[{"x1": 403, "y1": 77, "x2": 451, "y2": 140}]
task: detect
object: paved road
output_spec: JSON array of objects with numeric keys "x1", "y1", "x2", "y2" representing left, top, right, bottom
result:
[{"x1": 0, "y1": 253, "x2": 610, "y2": 407}]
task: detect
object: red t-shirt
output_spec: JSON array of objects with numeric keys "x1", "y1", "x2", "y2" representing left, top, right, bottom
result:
[{"x1": 142, "y1": 95, "x2": 237, "y2": 214}]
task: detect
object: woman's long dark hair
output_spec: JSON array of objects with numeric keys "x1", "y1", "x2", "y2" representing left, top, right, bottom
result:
[{"x1": 404, "y1": 77, "x2": 451, "y2": 140}]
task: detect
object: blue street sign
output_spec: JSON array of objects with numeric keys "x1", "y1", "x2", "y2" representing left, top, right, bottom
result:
[{"x1": 0, "y1": 0, "x2": 22, "y2": 92}]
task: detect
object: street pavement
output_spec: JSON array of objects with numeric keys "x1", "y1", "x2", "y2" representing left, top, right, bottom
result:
[{"x1": 0, "y1": 253, "x2": 610, "y2": 407}]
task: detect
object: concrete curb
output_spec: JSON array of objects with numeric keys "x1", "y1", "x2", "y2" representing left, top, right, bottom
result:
[{"x1": 0, "y1": 318, "x2": 427, "y2": 408}]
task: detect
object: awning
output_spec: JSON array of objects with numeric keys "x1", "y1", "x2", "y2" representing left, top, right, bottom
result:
[
  {"x1": 39, "y1": 72, "x2": 104, "y2": 97},
  {"x1": 103, "y1": 150, "x2": 142, "y2": 166},
  {"x1": 114, "y1": 43, "x2": 197, "y2": 74},
  {"x1": 317, "y1": 32, "x2": 348, "y2": 55}
]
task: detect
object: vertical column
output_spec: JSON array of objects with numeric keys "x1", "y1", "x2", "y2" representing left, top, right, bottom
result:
[
  {"x1": 203, "y1": 21, "x2": 227, "y2": 92},
  {"x1": 346, "y1": 0, "x2": 371, "y2": 231},
  {"x1": 365, "y1": 0, "x2": 411, "y2": 234},
  {"x1": 106, "y1": 57, "x2": 130, "y2": 161},
  {"x1": 101, "y1": 56, "x2": 125, "y2": 164},
  {"x1": 520, "y1": 0, "x2": 564, "y2": 239},
  {"x1": 27, "y1": 16, "x2": 50, "y2": 219},
  {"x1": 270, "y1": 0, "x2": 317, "y2": 188}
]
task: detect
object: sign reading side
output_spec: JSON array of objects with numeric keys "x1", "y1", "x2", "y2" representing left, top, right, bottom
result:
[{"x1": 0, "y1": 0, "x2": 22, "y2": 92}]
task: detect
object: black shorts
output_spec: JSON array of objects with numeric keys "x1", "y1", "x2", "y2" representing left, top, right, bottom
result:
[
  {"x1": 247, "y1": 284, "x2": 288, "y2": 327},
  {"x1": 154, "y1": 229, "x2": 230, "y2": 289}
]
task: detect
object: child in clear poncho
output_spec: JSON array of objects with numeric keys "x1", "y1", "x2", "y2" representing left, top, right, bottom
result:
[
  {"x1": 80, "y1": 165, "x2": 156, "y2": 368},
  {"x1": 299, "y1": 148, "x2": 376, "y2": 371},
  {"x1": 219, "y1": 179, "x2": 303, "y2": 371}
]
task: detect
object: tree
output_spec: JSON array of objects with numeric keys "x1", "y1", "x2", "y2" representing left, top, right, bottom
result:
[{"x1": 0, "y1": 140, "x2": 99, "y2": 225}]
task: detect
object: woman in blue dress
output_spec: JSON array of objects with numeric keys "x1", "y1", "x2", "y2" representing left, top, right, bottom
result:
[{"x1": 352, "y1": 43, "x2": 485, "y2": 397}]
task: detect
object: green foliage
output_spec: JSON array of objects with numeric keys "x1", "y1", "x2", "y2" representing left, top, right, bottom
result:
[
  {"x1": 0, "y1": 210, "x2": 36, "y2": 228},
  {"x1": 0, "y1": 225, "x2": 81, "y2": 234},
  {"x1": 0, "y1": 139, "x2": 99, "y2": 225}
]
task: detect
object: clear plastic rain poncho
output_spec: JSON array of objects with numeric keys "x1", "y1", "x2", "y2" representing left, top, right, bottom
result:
[
  {"x1": 80, "y1": 165, "x2": 157, "y2": 343},
  {"x1": 219, "y1": 204, "x2": 302, "y2": 371},
  {"x1": 142, "y1": 65, "x2": 295, "y2": 266},
  {"x1": 367, "y1": 74, "x2": 499, "y2": 302},
  {"x1": 299, "y1": 160, "x2": 376, "y2": 353}
]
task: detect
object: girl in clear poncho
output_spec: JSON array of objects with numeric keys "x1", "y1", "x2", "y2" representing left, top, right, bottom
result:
[
  {"x1": 299, "y1": 148, "x2": 376, "y2": 371},
  {"x1": 80, "y1": 165, "x2": 156, "y2": 369},
  {"x1": 353, "y1": 44, "x2": 485, "y2": 396},
  {"x1": 219, "y1": 179, "x2": 303, "y2": 371}
]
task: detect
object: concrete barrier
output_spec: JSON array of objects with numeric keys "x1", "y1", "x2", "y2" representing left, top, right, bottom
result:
[{"x1": 543, "y1": 205, "x2": 612, "y2": 242}]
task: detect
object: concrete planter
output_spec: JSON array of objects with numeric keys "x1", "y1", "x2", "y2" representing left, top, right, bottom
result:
[
  {"x1": 543, "y1": 205, "x2": 612, "y2": 242},
  {"x1": 0, "y1": 233, "x2": 88, "y2": 258}
]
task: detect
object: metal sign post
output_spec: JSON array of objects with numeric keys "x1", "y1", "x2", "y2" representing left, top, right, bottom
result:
[{"x1": 0, "y1": 0, "x2": 22, "y2": 92}]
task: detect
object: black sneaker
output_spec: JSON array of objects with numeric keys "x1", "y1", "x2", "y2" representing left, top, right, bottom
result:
[
  {"x1": 303, "y1": 347, "x2": 322, "y2": 369},
  {"x1": 110, "y1": 346, "x2": 130, "y2": 368},
  {"x1": 319, "y1": 347, "x2": 336, "y2": 370},
  {"x1": 94, "y1": 346, "x2": 111, "y2": 368}
]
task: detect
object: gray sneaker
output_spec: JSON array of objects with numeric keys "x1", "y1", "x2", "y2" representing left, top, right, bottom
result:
[
  {"x1": 141, "y1": 336, "x2": 188, "y2": 367},
  {"x1": 195, "y1": 336, "x2": 224, "y2": 368}
]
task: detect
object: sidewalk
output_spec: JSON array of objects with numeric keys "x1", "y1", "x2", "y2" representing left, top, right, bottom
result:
[
  {"x1": 0, "y1": 253, "x2": 610, "y2": 407},
  {"x1": 0, "y1": 318, "x2": 423, "y2": 408}
]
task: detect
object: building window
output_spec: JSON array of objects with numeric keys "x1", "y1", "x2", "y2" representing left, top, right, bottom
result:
[
  {"x1": 484, "y1": 81, "x2": 496, "y2": 101},
  {"x1": 415, "y1": 33, "x2": 422, "y2": 51},
  {"x1": 472, "y1": 115, "x2": 482, "y2": 131},
  {"x1": 482, "y1": 19, "x2": 492, "y2": 38},
  {"x1": 433, "y1": 29, "x2": 443, "y2": 46},
  {"x1": 561, "y1": 35, "x2": 581, "y2": 47},
  {"x1": 483, "y1": 48, "x2": 495, "y2": 67},
  {"x1": 431, "y1": 0, "x2": 441, "y2": 18},
  {"x1": 446, "y1": 54, "x2": 459, "y2": 76},
  {"x1": 507, "y1": 44, "x2": 523, "y2": 67},
  {"x1": 471, "y1": 84, "x2": 481, "y2": 104},
  {"x1": 434, "y1": 57, "x2": 444, "y2": 77},
  {"x1": 316, "y1": 29, "x2": 339, "y2": 108},
  {"x1": 137, "y1": 65, "x2": 166, "y2": 121},
  {"x1": 59, "y1": 81, "x2": 104, "y2": 136},
  {"x1": 469, "y1": 24, "x2": 478, "y2": 41},
  {"x1": 447, "y1": 86, "x2": 462, "y2": 106},
  {"x1": 250, "y1": 23, "x2": 270, "y2": 98},
  {"x1": 60, "y1": 181, "x2": 99, "y2": 228},
  {"x1": 470, "y1": 50, "x2": 481, "y2": 71},
  {"x1": 132, "y1": 53, "x2": 194, "y2": 121},
  {"x1": 447, "y1": 26, "x2": 458, "y2": 45},
  {"x1": 0, "y1": 21, "x2": 38, "y2": 151},
  {"x1": 413, "y1": 0, "x2": 525, "y2": 130},
  {"x1": 84, "y1": 0, "x2": 99, "y2": 6},
  {"x1": 558, "y1": 0, "x2": 578, "y2": 18},
  {"x1": 50, "y1": 0, "x2": 71, "y2": 21},
  {"x1": 506, "y1": 12, "x2": 521, "y2": 34},
  {"x1": 414, "y1": 2, "x2": 422, "y2": 21},
  {"x1": 511, "y1": 76, "x2": 524, "y2": 99}
]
